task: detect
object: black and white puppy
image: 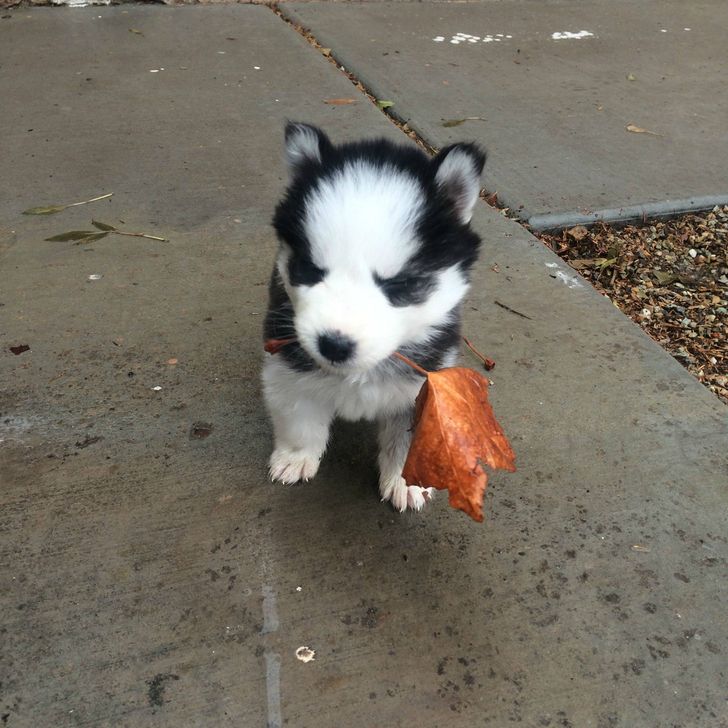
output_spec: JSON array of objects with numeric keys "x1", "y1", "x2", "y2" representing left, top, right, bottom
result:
[{"x1": 263, "y1": 122, "x2": 485, "y2": 512}]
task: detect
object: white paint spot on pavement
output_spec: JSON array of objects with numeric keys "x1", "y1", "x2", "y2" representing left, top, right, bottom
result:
[
  {"x1": 88, "y1": 274, "x2": 102, "y2": 280},
  {"x1": 551, "y1": 30, "x2": 594, "y2": 40},
  {"x1": 151, "y1": 385, "x2": 162, "y2": 391},
  {"x1": 295, "y1": 646, "x2": 316, "y2": 663},
  {"x1": 438, "y1": 32, "x2": 514, "y2": 45},
  {"x1": 546, "y1": 262, "x2": 583, "y2": 289}
]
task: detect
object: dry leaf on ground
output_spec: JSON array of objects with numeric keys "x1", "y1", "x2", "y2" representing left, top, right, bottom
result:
[
  {"x1": 22, "y1": 192, "x2": 112, "y2": 215},
  {"x1": 626, "y1": 123, "x2": 660, "y2": 136},
  {"x1": 324, "y1": 98, "x2": 355, "y2": 105}
]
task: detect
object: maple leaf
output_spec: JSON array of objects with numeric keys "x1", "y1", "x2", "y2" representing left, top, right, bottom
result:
[{"x1": 398, "y1": 355, "x2": 516, "y2": 522}]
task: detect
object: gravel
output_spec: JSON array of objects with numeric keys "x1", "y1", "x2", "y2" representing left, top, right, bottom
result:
[{"x1": 538, "y1": 206, "x2": 728, "y2": 405}]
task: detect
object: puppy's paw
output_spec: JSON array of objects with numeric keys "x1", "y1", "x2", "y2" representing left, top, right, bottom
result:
[
  {"x1": 269, "y1": 448, "x2": 321, "y2": 484},
  {"x1": 380, "y1": 476, "x2": 435, "y2": 513}
]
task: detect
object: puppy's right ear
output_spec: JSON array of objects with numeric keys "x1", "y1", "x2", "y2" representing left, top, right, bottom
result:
[{"x1": 284, "y1": 122, "x2": 332, "y2": 175}]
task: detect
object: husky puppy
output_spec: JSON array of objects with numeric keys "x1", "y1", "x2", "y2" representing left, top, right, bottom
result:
[{"x1": 263, "y1": 122, "x2": 485, "y2": 511}]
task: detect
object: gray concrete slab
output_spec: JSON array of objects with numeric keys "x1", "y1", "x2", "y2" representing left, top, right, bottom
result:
[
  {"x1": 1, "y1": 6, "x2": 727, "y2": 728},
  {"x1": 282, "y1": 0, "x2": 728, "y2": 228}
]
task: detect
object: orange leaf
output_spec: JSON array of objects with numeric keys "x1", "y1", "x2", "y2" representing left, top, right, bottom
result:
[
  {"x1": 324, "y1": 98, "x2": 355, "y2": 105},
  {"x1": 402, "y1": 366, "x2": 516, "y2": 522}
]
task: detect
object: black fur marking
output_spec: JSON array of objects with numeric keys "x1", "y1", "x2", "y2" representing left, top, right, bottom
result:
[
  {"x1": 288, "y1": 254, "x2": 326, "y2": 287},
  {"x1": 263, "y1": 269, "x2": 317, "y2": 373},
  {"x1": 398, "y1": 311, "x2": 462, "y2": 372},
  {"x1": 374, "y1": 271, "x2": 435, "y2": 307},
  {"x1": 272, "y1": 129, "x2": 486, "y2": 282}
]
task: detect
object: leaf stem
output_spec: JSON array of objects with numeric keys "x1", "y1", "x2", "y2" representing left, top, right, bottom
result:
[
  {"x1": 494, "y1": 299, "x2": 532, "y2": 320},
  {"x1": 264, "y1": 338, "x2": 297, "y2": 354},
  {"x1": 114, "y1": 230, "x2": 168, "y2": 242},
  {"x1": 393, "y1": 351, "x2": 429, "y2": 376},
  {"x1": 462, "y1": 337, "x2": 496, "y2": 371},
  {"x1": 66, "y1": 193, "x2": 114, "y2": 208}
]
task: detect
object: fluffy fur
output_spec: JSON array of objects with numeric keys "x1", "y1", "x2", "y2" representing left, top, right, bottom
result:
[{"x1": 263, "y1": 122, "x2": 485, "y2": 512}]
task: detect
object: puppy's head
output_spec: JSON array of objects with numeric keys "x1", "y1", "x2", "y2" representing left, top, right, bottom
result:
[{"x1": 272, "y1": 122, "x2": 485, "y2": 374}]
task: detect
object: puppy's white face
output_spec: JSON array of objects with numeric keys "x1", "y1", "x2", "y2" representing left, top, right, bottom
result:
[{"x1": 273, "y1": 124, "x2": 485, "y2": 375}]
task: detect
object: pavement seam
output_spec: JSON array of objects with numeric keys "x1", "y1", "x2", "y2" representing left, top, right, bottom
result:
[
  {"x1": 274, "y1": 4, "x2": 728, "y2": 233},
  {"x1": 272, "y1": 3, "x2": 529, "y2": 225},
  {"x1": 270, "y1": 3, "x2": 436, "y2": 155}
]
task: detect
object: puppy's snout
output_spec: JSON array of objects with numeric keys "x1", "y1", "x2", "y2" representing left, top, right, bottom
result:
[{"x1": 317, "y1": 331, "x2": 356, "y2": 364}]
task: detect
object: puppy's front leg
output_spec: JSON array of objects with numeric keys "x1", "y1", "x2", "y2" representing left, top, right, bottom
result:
[
  {"x1": 263, "y1": 364, "x2": 334, "y2": 484},
  {"x1": 378, "y1": 409, "x2": 435, "y2": 512}
]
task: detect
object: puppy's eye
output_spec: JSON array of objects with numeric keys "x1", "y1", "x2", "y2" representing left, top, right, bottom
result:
[
  {"x1": 288, "y1": 256, "x2": 326, "y2": 286},
  {"x1": 375, "y1": 272, "x2": 434, "y2": 307}
]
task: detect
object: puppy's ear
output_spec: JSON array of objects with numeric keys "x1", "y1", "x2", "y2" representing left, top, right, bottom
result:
[
  {"x1": 432, "y1": 143, "x2": 486, "y2": 224},
  {"x1": 284, "y1": 122, "x2": 332, "y2": 175}
]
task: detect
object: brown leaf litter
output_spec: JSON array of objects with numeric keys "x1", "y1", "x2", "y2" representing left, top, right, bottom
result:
[{"x1": 539, "y1": 206, "x2": 728, "y2": 404}]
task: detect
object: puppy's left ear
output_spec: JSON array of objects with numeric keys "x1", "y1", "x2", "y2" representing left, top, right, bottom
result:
[{"x1": 432, "y1": 143, "x2": 486, "y2": 224}]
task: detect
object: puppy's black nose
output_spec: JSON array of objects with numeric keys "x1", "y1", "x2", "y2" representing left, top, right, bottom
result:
[{"x1": 317, "y1": 331, "x2": 356, "y2": 363}]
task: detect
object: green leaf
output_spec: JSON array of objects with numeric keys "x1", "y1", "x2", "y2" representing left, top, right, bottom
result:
[
  {"x1": 45, "y1": 230, "x2": 97, "y2": 242},
  {"x1": 376, "y1": 100, "x2": 394, "y2": 110},
  {"x1": 23, "y1": 205, "x2": 68, "y2": 215},
  {"x1": 74, "y1": 232, "x2": 109, "y2": 245},
  {"x1": 442, "y1": 116, "x2": 487, "y2": 128},
  {"x1": 654, "y1": 270, "x2": 680, "y2": 286},
  {"x1": 569, "y1": 258, "x2": 597, "y2": 270},
  {"x1": 92, "y1": 220, "x2": 116, "y2": 231}
]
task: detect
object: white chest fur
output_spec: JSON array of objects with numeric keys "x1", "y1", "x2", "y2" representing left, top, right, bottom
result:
[{"x1": 262, "y1": 356, "x2": 422, "y2": 421}]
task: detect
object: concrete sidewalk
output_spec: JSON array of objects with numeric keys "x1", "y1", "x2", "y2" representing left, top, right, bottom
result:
[
  {"x1": 282, "y1": 0, "x2": 728, "y2": 229},
  {"x1": 1, "y1": 6, "x2": 727, "y2": 728}
]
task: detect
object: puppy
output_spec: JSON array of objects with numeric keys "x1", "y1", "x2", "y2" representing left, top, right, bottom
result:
[{"x1": 263, "y1": 122, "x2": 485, "y2": 512}]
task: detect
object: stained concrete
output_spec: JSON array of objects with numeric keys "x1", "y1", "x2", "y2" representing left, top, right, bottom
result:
[
  {"x1": 282, "y1": 0, "x2": 728, "y2": 228},
  {"x1": 1, "y1": 6, "x2": 727, "y2": 728}
]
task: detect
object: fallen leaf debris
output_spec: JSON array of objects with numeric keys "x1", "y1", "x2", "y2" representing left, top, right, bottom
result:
[
  {"x1": 22, "y1": 192, "x2": 113, "y2": 216},
  {"x1": 539, "y1": 206, "x2": 728, "y2": 403},
  {"x1": 45, "y1": 220, "x2": 167, "y2": 245}
]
